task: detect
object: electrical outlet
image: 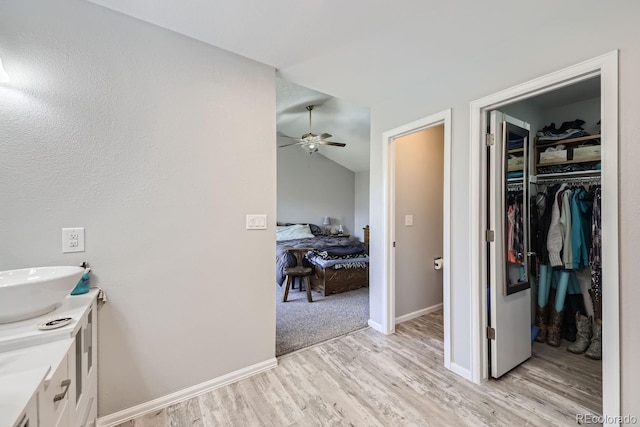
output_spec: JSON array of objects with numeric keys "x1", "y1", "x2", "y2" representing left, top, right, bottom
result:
[{"x1": 62, "y1": 227, "x2": 85, "y2": 253}]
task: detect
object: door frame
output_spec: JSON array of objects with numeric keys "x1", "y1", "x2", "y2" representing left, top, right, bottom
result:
[
  {"x1": 380, "y1": 108, "x2": 453, "y2": 370},
  {"x1": 469, "y1": 51, "x2": 620, "y2": 417}
]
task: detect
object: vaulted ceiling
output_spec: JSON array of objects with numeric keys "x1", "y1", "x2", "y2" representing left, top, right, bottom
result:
[
  {"x1": 85, "y1": 0, "x2": 634, "y2": 174},
  {"x1": 275, "y1": 79, "x2": 370, "y2": 173}
]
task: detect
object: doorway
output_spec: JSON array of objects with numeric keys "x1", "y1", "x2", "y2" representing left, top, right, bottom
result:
[
  {"x1": 469, "y1": 51, "x2": 619, "y2": 417},
  {"x1": 380, "y1": 108, "x2": 454, "y2": 371},
  {"x1": 394, "y1": 126, "x2": 444, "y2": 323}
]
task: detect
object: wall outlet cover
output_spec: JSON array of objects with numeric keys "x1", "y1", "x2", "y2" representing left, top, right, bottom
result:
[{"x1": 62, "y1": 227, "x2": 85, "y2": 253}]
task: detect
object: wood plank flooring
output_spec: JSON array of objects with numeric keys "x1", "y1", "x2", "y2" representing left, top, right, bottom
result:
[{"x1": 116, "y1": 310, "x2": 601, "y2": 427}]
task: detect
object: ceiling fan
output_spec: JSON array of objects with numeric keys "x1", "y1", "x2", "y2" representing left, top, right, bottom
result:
[{"x1": 278, "y1": 105, "x2": 347, "y2": 154}]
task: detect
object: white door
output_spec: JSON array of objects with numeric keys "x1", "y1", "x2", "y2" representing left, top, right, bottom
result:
[{"x1": 488, "y1": 111, "x2": 532, "y2": 378}]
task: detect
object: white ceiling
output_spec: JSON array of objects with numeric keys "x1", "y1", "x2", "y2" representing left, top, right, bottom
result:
[
  {"x1": 85, "y1": 0, "x2": 631, "y2": 172},
  {"x1": 87, "y1": 0, "x2": 381, "y2": 172},
  {"x1": 276, "y1": 79, "x2": 370, "y2": 172}
]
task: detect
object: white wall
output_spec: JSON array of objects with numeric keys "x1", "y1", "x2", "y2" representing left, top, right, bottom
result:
[
  {"x1": 361, "y1": 23, "x2": 640, "y2": 411},
  {"x1": 394, "y1": 126, "x2": 444, "y2": 317},
  {"x1": 542, "y1": 97, "x2": 601, "y2": 134},
  {"x1": 354, "y1": 171, "x2": 370, "y2": 242},
  {"x1": 0, "y1": 0, "x2": 276, "y2": 416},
  {"x1": 277, "y1": 146, "x2": 355, "y2": 235}
]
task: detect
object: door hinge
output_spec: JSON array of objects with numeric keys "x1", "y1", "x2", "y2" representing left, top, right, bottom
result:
[
  {"x1": 485, "y1": 133, "x2": 495, "y2": 146},
  {"x1": 485, "y1": 229, "x2": 495, "y2": 242},
  {"x1": 393, "y1": 241, "x2": 396, "y2": 248},
  {"x1": 487, "y1": 326, "x2": 496, "y2": 340}
]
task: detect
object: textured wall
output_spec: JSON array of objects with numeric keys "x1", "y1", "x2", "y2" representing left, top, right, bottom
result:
[
  {"x1": 354, "y1": 171, "x2": 370, "y2": 242},
  {"x1": 277, "y1": 147, "x2": 355, "y2": 235},
  {"x1": 0, "y1": 0, "x2": 276, "y2": 416},
  {"x1": 394, "y1": 127, "x2": 444, "y2": 317}
]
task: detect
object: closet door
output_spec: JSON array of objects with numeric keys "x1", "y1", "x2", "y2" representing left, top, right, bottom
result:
[{"x1": 488, "y1": 111, "x2": 532, "y2": 378}]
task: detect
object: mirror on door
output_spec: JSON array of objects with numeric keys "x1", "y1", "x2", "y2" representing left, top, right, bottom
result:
[{"x1": 504, "y1": 122, "x2": 531, "y2": 295}]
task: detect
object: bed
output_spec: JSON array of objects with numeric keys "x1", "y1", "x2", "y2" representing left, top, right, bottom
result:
[{"x1": 276, "y1": 223, "x2": 369, "y2": 296}]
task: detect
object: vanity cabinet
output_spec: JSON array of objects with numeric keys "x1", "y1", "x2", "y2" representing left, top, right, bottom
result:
[{"x1": 1, "y1": 292, "x2": 99, "y2": 427}]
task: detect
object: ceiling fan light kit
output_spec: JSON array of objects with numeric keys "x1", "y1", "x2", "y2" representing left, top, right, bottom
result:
[
  {"x1": 302, "y1": 143, "x2": 319, "y2": 154},
  {"x1": 278, "y1": 105, "x2": 347, "y2": 154}
]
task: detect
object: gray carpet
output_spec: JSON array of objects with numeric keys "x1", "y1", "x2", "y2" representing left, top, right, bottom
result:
[{"x1": 276, "y1": 282, "x2": 369, "y2": 356}]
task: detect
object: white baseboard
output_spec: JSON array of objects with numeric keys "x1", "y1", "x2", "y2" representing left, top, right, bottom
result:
[
  {"x1": 97, "y1": 357, "x2": 278, "y2": 427},
  {"x1": 367, "y1": 318, "x2": 384, "y2": 333},
  {"x1": 395, "y1": 303, "x2": 443, "y2": 325},
  {"x1": 449, "y1": 361, "x2": 472, "y2": 381}
]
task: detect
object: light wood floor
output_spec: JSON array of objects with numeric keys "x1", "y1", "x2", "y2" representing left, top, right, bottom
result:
[{"x1": 117, "y1": 311, "x2": 601, "y2": 426}]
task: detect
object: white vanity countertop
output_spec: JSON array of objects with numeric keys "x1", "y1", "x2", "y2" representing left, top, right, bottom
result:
[
  {"x1": 0, "y1": 339, "x2": 73, "y2": 427},
  {"x1": 0, "y1": 289, "x2": 98, "y2": 353}
]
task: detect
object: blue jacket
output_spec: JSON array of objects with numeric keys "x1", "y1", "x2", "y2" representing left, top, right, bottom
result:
[{"x1": 570, "y1": 187, "x2": 592, "y2": 269}]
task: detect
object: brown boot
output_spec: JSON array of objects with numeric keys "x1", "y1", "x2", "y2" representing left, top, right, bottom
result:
[
  {"x1": 535, "y1": 305, "x2": 548, "y2": 343},
  {"x1": 546, "y1": 307, "x2": 564, "y2": 347}
]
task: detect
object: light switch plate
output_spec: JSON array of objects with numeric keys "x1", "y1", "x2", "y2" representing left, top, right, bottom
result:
[
  {"x1": 62, "y1": 227, "x2": 85, "y2": 253},
  {"x1": 405, "y1": 215, "x2": 414, "y2": 226},
  {"x1": 246, "y1": 214, "x2": 267, "y2": 230}
]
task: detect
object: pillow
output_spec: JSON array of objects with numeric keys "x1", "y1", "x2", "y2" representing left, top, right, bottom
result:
[
  {"x1": 284, "y1": 222, "x2": 323, "y2": 236},
  {"x1": 276, "y1": 224, "x2": 315, "y2": 241}
]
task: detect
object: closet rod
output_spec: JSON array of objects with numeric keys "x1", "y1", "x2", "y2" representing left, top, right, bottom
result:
[
  {"x1": 533, "y1": 174, "x2": 601, "y2": 185},
  {"x1": 507, "y1": 182, "x2": 524, "y2": 190}
]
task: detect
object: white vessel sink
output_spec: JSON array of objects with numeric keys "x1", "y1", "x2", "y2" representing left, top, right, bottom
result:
[{"x1": 0, "y1": 266, "x2": 85, "y2": 324}]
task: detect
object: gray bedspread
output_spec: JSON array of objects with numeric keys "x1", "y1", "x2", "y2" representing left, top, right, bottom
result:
[{"x1": 276, "y1": 236, "x2": 367, "y2": 286}]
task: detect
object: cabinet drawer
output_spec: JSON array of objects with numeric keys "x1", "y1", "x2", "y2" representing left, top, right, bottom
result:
[{"x1": 40, "y1": 353, "x2": 70, "y2": 427}]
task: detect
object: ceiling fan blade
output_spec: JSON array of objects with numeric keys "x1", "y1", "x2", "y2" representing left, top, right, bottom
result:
[
  {"x1": 278, "y1": 141, "x2": 303, "y2": 148},
  {"x1": 278, "y1": 134, "x2": 301, "y2": 141},
  {"x1": 318, "y1": 141, "x2": 346, "y2": 147},
  {"x1": 318, "y1": 133, "x2": 332, "y2": 140}
]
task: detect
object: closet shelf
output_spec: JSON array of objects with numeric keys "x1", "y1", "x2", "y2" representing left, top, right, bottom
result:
[
  {"x1": 535, "y1": 134, "x2": 601, "y2": 148},
  {"x1": 538, "y1": 157, "x2": 601, "y2": 167},
  {"x1": 534, "y1": 134, "x2": 601, "y2": 175}
]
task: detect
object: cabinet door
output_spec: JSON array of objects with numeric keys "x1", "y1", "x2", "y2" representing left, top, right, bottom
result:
[
  {"x1": 487, "y1": 111, "x2": 532, "y2": 378},
  {"x1": 13, "y1": 392, "x2": 37, "y2": 427},
  {"x1": 71, "y1": 301, "x2": 98, "y2": 427},
  {"x1": 39, "y1": 353, "x2": 71, "y2": 427}
]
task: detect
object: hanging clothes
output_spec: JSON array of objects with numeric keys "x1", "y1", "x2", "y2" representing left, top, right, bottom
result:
[
  {"x1": 560, "y1": 188, "x2": 574, "y2": 269},
  {"x1": 589, "y1": 186, "x2": 602, "y2": 319},
  {"x1": 547, "y1": 183, "x2": 568, "y2": 267},
  {"x1": 514, "y1": 194, "x2": 524, "y2": 263},
  {"x1": 507, "y1": 204, "x2": 516, "y2": 263},
  {"x1": 536, "y1": 184, "x2": 560, "y2": 265},
  {"x1": 506, "y1": 190, "x2": 524, "y2": 264},
  {"x1": 530, "y1": 194, "x2": 540, "y2": 274},
  {"x1": 590, "y1": 186, "x2": 602, "y2": 268},
  {"x1": 569, "y1": 187, "x2": 593, "y2": 269}
]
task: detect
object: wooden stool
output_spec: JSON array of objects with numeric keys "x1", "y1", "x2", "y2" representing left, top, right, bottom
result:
[{"x1": 282, "y1": 247, "x2": 313, "y2": 302}]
